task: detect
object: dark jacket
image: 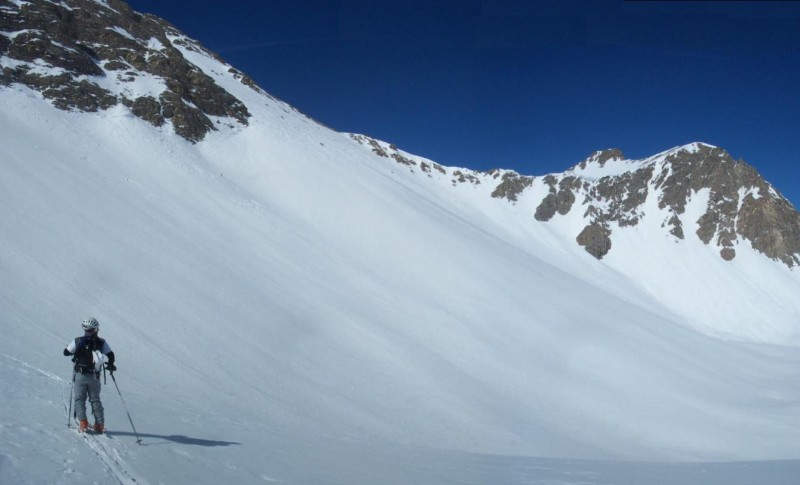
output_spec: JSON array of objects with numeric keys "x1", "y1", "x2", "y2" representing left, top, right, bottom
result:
[{"x1": 64, "y1": 333, "x2": 115, "y2": 373}]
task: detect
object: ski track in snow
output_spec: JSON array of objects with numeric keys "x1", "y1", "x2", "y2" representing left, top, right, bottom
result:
[
  {"x1": 77, "y1": 430, "x2": 148, "y2": 485},
  {"x1": 1, "y1": 353, "x2": 148, "y2": 485}
]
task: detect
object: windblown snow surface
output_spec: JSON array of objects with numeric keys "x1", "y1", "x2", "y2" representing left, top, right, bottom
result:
[{"x1": 2, "y1": 30, "x2": 800, "y2": 485}]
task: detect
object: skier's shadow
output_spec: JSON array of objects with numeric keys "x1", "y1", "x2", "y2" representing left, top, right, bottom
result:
[{"x1": 107, "y1": 431, "x2": 240, "y2": 447}]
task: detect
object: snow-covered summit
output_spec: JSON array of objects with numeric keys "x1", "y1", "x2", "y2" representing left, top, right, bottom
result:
[
  {"x1": 568, "y1": 142, "x2": 721, "y2": 179},
  {"x1": 356, "y1": 131, "x2": 800, "y2": 268},
  {"x1": 644, "y1": 141, "x2": 720, "y2": 159},
  {"x1": 345, "y1": 130, "x2": 800, "y2": 341},
  {"x1": 0, "y1": 0, "x2": 255, "y2": 141}
]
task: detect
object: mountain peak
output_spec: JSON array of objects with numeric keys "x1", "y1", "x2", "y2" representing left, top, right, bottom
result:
[
  {"x1": 0, "y1": 0, "x2": 254, "y2": 141},
  {"x1": 349, "y1": 131, "x2": 800, "y2": 267},
  {"x1": 584, "y1": 148, "x2": 626, "y2": 166},
  {"x1": 668, "y1": 141, "x2": 718, "y2": 154},
  {"x1": 533, "y1": 142, "x2": 800, "y2": 265}
]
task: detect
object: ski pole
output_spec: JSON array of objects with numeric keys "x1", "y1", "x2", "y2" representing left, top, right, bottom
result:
[
  {"x1": 110, "y1": 372, "x2": 142, "y2": 444},
  {"x1": 67, "y1": 369, "x2": 75, "y2": 428}
]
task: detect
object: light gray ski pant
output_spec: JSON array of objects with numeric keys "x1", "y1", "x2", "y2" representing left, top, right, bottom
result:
[{"x1": 74, "y1": 372, "x2": 104, "y2": 424}]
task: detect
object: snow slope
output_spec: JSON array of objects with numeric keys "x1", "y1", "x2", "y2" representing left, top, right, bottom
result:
[{"x1": 1, "y1": 24, "x2": 800, "y2": 484}]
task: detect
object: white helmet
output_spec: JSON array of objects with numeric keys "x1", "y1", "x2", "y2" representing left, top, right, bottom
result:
[{"x1": 81, "y1": 317, "x2": 99, "y2": 331}]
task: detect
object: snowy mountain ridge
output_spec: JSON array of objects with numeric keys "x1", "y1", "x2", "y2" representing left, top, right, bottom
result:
[
  {"x1": 345, "y1": 130, "x2": 800, "y2": 343},
  {"x1": 349, "y1": 132, "x2": 800, "y2": 267},
  {"x1": 0, "y1": 0, "x2": 256, "y2": 140},
  {"x1": 3, "y1": 0, "x2": 798, "y2": 267},
  {"x1": 2, "y1": 1, "x2": 800, "y2": 484}
]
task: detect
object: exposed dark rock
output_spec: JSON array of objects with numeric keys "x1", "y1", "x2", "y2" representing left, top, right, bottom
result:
[
  {"x1": 0, "y1": 32, "x2": 9, "y2": 54},
  {"x1": 534, "y1": 193, "x2": 558, "y2": 222},
  {"x1": 452, "y1": 170, "x2": 480, "y2": 185},
  {"x1": 598, "y1": 167, "x2": 652, "y2": 216},
  {"x1": 125, "y1": 95, "x2": 164, "y2": 126},
  {"x1": 103, "y1": 60, "x2": 129, "y2": 71},
  {"x1": 5, "y1": 31, "x2": 104, "y2": 76},
  {"x1": 597, "y1": 148, "x2": 624, "y2": 165},
  {"x1": 542, "y1": 175, "x2": 559, "y2": 192},
  {"x1": 349, "y1": 134, "x2": 436, "y2": 172},
  {"x1": 696, "y1": 210, "x2": 719, "y2": 244},
  {"x1": 576, "y1": 224, "x2": 612, "y2": 259},
  {"x1": 737, "y1": 191, "x2": 800, "y2": 267},
  {"x1": 577, "y1": 148, "x2": 625, "y2": 170},
  {"x1": 491, "y1": 172, "x2": 533, "y2": 202},
  {"x1": 530, "y1": 144, "x2": 800, "y2": 266},
  {"x1": 0, "y1": 0, "x2": 253, "y2": 142},
  {"x1": 228, "y1": 67, "x2": 263, "y2": 94},
  {"x1": 650, "y1": 144, "x2": 800, "y2": 264},
  {"x1": 160, "y1": 90, "x2": 213, "y2": 142},
  {"x1": 667, "y1": 214, "x2": 685, "y2": 240},
  {"x1": 556, "y1": 189, "x2": 576, "y2": 215},
  {"x1": 418, "y1": 161, "x2": 446, "y2": 176},
  {"x1": 391, "y1": 153, "x2": 416, "y2": 166},
  {"x1": 45, "y1": 79, "x2": 118, "y2": 111},
  {"x1": 534, "y1": 177, "x2": 579, "y2": 221},
  {"x1": 368, "y1": 138, "x2": 389, "y2": 157}
]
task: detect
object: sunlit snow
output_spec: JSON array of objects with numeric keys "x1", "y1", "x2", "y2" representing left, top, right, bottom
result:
[{"x1": 1, "y1": 27, "x2": 799, "y2": 484}]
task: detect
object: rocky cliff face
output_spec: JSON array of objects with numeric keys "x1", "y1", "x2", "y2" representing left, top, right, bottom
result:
[
  {"x1": 353, "y1": 134, "x2": 800, "y2": 268},
  {"x1": 533, "y1": 143, "x2": 800, "y2": 267},
  {"x1": 0, "y1": 0, "x2": 253, "y2": 141}
]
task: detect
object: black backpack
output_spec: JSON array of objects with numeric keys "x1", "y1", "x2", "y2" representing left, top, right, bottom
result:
[{"x1": 73, "y1": 335, "x2": 105, "y2": 373}]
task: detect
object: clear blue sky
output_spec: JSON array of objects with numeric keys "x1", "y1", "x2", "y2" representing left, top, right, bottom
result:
[{"x1": 125, "y1": 0, "x2": 800, "y2": 208}]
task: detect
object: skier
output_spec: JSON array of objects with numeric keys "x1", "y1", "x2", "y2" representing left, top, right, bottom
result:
[{"x1": 63, "y1": 317, "x2": 116, "y2": 433}]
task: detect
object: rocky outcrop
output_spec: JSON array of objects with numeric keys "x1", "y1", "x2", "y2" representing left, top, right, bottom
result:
[
  {"x1": 578, "y1": 148, "x2": 624, "y2": 169},
  {"x1": 653, "y1": 145, "x2": 800, "y2": 266},
  {"x1": 576, "y1": 223, "x2": 612, "y2": 259},
  {"x1": 737, "y1": 191, "x2": 800, "y2": 267},
  {"x1": 349, "y1": 134, "x2": 452, "y2": 179},
  {"x1": 0, "y1": 0, "x2": 251, "y2": 142},
  {"x1": 491, "y1": 171, "x2": 533, "y2": 202},
  {"x1": 350, "y1": 135, "x2": 800, "y2": 266},
  {"x1": 534, "y1": 175, "x2": 580, "y2": 221},
  {"x1": 536, "y1": 144, "x2": 800, "y2": 266}
]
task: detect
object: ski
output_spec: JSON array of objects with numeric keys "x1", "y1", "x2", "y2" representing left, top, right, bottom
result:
[
  {"x1": 71, "y1": 418, "x2": 110, "y2": 438},
  {"x1": 75, "y1": 427, "x2": 112, "y2": 438},
  {"x1": 72, "y1": 425, "x2": 143, "y2": 484}
]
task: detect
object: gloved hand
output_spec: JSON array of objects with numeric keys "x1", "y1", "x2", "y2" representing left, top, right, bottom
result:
[{"x1": 106, "y1": 363, "x2": 117, "y2": 372}]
